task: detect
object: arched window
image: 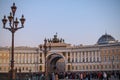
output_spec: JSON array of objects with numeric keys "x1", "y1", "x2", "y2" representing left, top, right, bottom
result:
[
  {"x1": 39, "y1": 65, "x2": 42, "y2": 71},
  {"x1": 68, "y1": 57, "x2": 70, "y2": 63},
  {"x1": 40, "y1": 58, "x2": 42, "y2": 63},
  {"x1": 68, "y1": 65, "x2": 70, "y2": 71},
  {"x1": 86, "y1": 57, "x2": 88, "y2": 62},
  {"x1": 90, "y1": 57, "x2": 92, "y2": 62}
]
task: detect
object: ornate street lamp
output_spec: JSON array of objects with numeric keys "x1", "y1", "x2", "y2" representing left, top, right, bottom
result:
[
  {"x1": 2, "y1": 3, "x2": 25, "y2": 80},
  {"x1": 39, "y1": 38, "x2": 51, "y2": 79}
]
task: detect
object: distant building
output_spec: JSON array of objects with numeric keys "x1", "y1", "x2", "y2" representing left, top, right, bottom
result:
[{"x1": 0, "y1": 33, "x2": 120, "y2": 75}]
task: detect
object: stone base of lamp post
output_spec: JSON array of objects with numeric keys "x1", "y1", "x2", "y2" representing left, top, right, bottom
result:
[{"x1": 9, "y1": 69, "x2": 16, "y2": 80}]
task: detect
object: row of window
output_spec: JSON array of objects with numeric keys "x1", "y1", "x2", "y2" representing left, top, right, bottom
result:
[
  {"x1": 0, "y1": 66, "x2": 43, "y2": 72},
  {"x1": 68, "y1": 51, "x2": 100, "y2": 57},
  {"x1": 102, "y1": 49, "x2": 119, "y2": 54},
  {"x1": 68, "y1": 57, "x2": 100, "y2": 63},
  {"x1": 0, "y1": 59, "x2": 9, "y2": 63},
  {"x1": 68, "y1": 64, "x2": 120, "y2": 71},
  {"x1": 103, "y1": 55, "x2": 119, "y2": 62}
]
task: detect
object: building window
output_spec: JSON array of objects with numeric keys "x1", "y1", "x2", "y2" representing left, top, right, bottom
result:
[
  {"x1": 4, "y1": 67, "x2": 6, "y2": 71},
  {"x1": 40, "y1": 53, "x2": 42, "y2": 57},
  {"x1": 68, "y1": 57, "x2": 70, "y2": 63},
  {"x1": 101, "y1": 65, "x2": 103, "y2": 69},
  {"x1": 109, "y1": 65, "x2": 111, "y2": 68},
  {"x1": 90, "y1": 65, "x2": 92, "y2": 69},
  {"x1": 109, "y1": 56, "x2": 111, "y2": 62},
  {"x1": 0, "y1": 67, "x2": 1, "y2": 71},
  {"x1": 89, "y1": 52, "x2": 91, "y2": 56},
  {"x1": 40, "y1": 58, "x2": 42, "y2": 63},
  {"x1": 97, "y1": 57, "x2": 99, "y2": 62},
  {"x1": 68, "y1": 65, "x2": 70, "y2": 71},
  {"x1": 105, "y1": 65, "x2": 107, "y2": 69},
  {"x1": 72, "y1": 59, "x2": 74, "y2": 62},
  {"x1": 76, "y1": 66, "x2": 78, "y2": 70},
  {"x1": 83, "y1": 66, "x2": 85, "y2": 70},
  {"x1": 117, "y1": 64, "x2": 119, "y2": 68},
  {"x1": 116, "y1": 49, "x2": 118, "y2": 53},
  {"x1": 104, "y1": 50, "x2": 106, "y2": 54},
  {"x1": 23, "y1": 67, "x2": 24, "y2": 71},
  {"x1": 79, "y1": 66, "x2": 81, "y2": 70},
  {"x1": 0, "y1": 59, "x2": 2, "y2": 63},
  {"x1": 39, "y1": 66, "x2": 42, "y2": 71},
  {"x1": 90, "y1": 57, "x2": 92, "y2": 62},
  {"x1": 26, "y1": 67, "x2": 28, "y2": 71},
  {"x1": 83, "y1": 52, "x2": 84, "y2": 56},
  {"x1": 76, "y1": 58, "x2": 77, "y2": 62},
  {"x1": 93, "y1": 65, "x2": 95, "y2": 69},
  {"x1": 97, "y1": 65, "x2": 99, "y2": 69},
  {"x1": 19, "y1": 67, "x2": 21, "y2": 72},
  {"x1": 93, "y1": 57, "x2": 95, "y2": 62},
  {"x1": 68, "y1": 52, "x2": 70, "y2": 56},
  {"x1": 104, "y1": 56, "x2": 106, "y2": 62},
  {"x1": 116, "y1": 56, "x2": 119, "y2": 61},
  {"x1": 83, "y1": 58, "x2": 85, "y2": 62},
  {"x1": 63, "y1": 52, "x2": 66, "y2": 57},
  {"x1": 72, "y1": 66, "x2": 74, "y2": 70},
  {"x1": 86, "y1": 57, "x2": 88, "y2": 62},
  {"x1": 86, "y1": 65, "x2": 88, "y2": 70}
]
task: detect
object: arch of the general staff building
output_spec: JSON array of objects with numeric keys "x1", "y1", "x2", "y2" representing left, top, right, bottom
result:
[
  {"x1": 40, "y1": 33, "x2": 68, "y2": 73},
  {"x1": 46, "y1": 52, "x2": 66, "y2": 73}
]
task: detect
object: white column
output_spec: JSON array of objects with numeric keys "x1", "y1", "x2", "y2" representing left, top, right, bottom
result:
[
  {"x1": 74, "y1": 52, "x2": 76, "y2": 62},
  {"x1": 76, "y1": 52, "x2": 78, "y2": 62},
  {"x1": 80, "y1": 52, "x2": 82, "y2": 62},
  {"x1": 77, "y1": 52, "x2": 79, "y2": 62},
  {"x1": 79, "y1": 52, "x2": 81, "y2": 62},
  {"x1": 26, "y1": 53, "x2": 28, "y2": 63},
  {"x1": 23, "y1": 53, "x2": 25, "y2": 63},
  {"x1": 28, "y1": 53, "x2": 30, "y2": 63},
  {"x1": 66, "y1": 52, "x2": 68, "y2": 63},
  {"x1": 20, "y1": 53, "x2": 22, "y2": 63},
  {"x1": 80, "y1": 52, "x2": 83, "y2": 62},
  {"x1": 95, "y1": 51, "x2": 97, "y2": 62},
  {"x1": 31, "y1": 53, "x2": 35, "y2": 63},
  {"x1": 72, "y1": 52, "x2": 73, "y2": 62},
  {"x1": 18, "y1": 53, "x2": 20, "y2": 63},
  {"x1": 91, "y1": 51, "x2": 93, "y2": 62},
  {"x1": 38, "y1": 52, "x2": 39, "y2": 64},
  {"x1": 31, "y1": 53, "x2": 32, "y2": 63},
  {"x1": 24, "y1": 53, "x2": 26, "y2": 63},
  {"x1": 42, "y1": 53, "x2": 45, "y2": 64},
  {"x1": 88, "y1": 51, "x2": 90, "y2": 62},
  {"x1": 15, "y1": 53, "x2": 17, "y2": 63},
  {"x1": 85, "y1": 52, "x2": 86, "y2": 62},
  {"x1": 98, "y1": 51, "x2": 101, "y2": 62},
  {"x1": 70, "y1": 52, "x2": 72, "y2": 62}
]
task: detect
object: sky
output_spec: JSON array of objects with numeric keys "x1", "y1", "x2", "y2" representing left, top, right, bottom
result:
[{"x1": 0, "y1": 0, "x2": 120, "y2": 47}]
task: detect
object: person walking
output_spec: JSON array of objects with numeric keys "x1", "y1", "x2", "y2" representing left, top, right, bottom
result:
[{"x1": 103, "y1": 72, "x2": 107, "y2": 80}]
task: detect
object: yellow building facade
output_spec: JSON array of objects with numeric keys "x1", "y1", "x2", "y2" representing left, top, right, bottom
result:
[{"x1": 0, "y1": 33, "x2": 120, "y2": 74}]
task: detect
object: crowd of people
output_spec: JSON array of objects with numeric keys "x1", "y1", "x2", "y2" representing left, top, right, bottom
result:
[{"x1": 38, "y1": 71, "x2": 120, "y2": 80}]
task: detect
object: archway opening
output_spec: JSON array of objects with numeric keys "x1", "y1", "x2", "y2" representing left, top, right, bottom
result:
[{"x1": 47, "y1": 53, "x2": 65, "y2": 74}]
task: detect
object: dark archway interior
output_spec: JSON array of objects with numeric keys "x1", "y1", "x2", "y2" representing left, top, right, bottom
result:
[{"x1": 47, "y1": 54, "x2": 65, "y2": 73}]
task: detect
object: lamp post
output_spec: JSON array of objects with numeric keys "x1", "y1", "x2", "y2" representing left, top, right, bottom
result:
[
  {"x1": 19, "y1": 68, "x2": 21, "y2": 80},
  {"x1": 2, "y1": 3, "x2": 25, "y2": 80},
  {"x1": 39, "y1": 38, "x2": 51, "y2": 79}
]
